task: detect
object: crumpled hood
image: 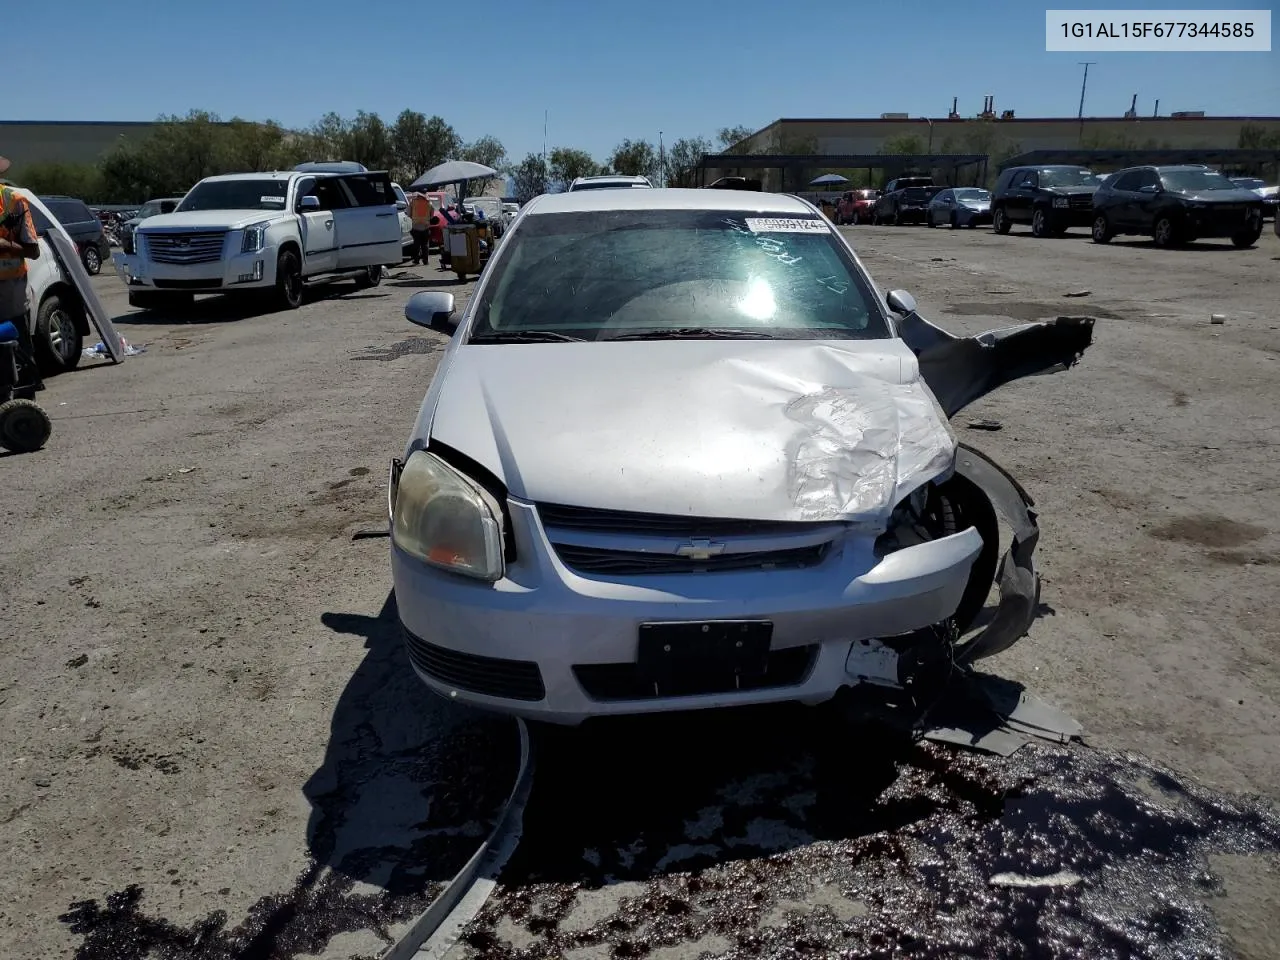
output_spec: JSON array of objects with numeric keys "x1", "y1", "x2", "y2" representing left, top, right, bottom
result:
[
  {"x1": 136, "y1": 209, "x2": 288, "y2": 232},
  {"x1": 425, "y1": 340, "x2": 956, "y2": 523}
]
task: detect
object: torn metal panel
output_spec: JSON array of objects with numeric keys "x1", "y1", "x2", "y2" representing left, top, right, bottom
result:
[
  {"x1": 23, "y1": 192, "x2": 125, "y2": 363},
  {"x1": 920, "y1": 670, "x2": 1084, "y2": 757},
  {"x1": 897, "y1": 312, "x2": 1095, "y2": 418}
]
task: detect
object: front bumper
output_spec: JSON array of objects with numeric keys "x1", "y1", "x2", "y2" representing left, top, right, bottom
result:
[
  {"x1": 391, "y1": 498, "x2": 984, "y2": 724},
  {"x1": 113, "y1": 251, "x2": 276, "y2": 291},
  {"x1": 1049, "y1": 206, "x2": 1095, "y2": 228},
  {"x1": 959, "y1": 208, "x2": 993, "y2": 225}
]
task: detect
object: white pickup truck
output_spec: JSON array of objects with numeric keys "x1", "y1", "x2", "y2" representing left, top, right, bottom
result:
[{"x1": 115, "y1": 169, "x2": 405, "y2": 312}]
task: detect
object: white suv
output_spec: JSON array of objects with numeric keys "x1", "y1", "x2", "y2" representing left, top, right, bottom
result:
[
  {"x1": 567, "y1": 175, "x2": 653, "y2": 192},
  {"x1": 116, "y1": 169, "x2": 404, "y2": 312}
]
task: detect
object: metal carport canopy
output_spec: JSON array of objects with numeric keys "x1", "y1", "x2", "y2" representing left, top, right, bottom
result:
[
  {"x1": 998, "y1": 148, "x2": 1280, "y2": 171},
  {"x1": 699, "y1": 153, "x2": 988, "y2": 174}
]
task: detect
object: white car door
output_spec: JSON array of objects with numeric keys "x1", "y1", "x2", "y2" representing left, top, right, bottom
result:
[
  {"x1": 295, "y1": 177, "x2": 339, "y2": 275},
  {"x1": 334, "y1": 172, "x2": 403, "y2": 269}
]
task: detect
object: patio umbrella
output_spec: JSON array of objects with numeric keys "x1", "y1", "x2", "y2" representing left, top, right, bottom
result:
[
  {"x1": 409, "y1": 159, "x2": 499, "y2": 190},
  {"x1": 809, "y1": 173, "x2": 849, "y2": 186}
]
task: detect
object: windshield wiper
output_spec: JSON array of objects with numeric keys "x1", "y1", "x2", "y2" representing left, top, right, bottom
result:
[
  {"x1": 605, "y1": 327, "x2": 777, "y2": 341},
  {"x1": 468, "y1": 330, "x2": 586, "y2": 344}
]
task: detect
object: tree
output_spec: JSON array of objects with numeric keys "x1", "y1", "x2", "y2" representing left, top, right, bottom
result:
[
  {"x1": 345, "y1": 111, "x2": 395, "y2": 171},
  {"x1": 223, "y1": 118, "x2": 289, "y2": 172},
  {"x1": 1238, "y1": 121, "x2": 1280, "y2": 150},
  {"x1": 666, "y1": 136, "x2": 713, "y2": 187},
  {"x1": 459, "y1": 135, "x2": 507, "y2": 196},
  {"x1": 510, "y1": 152, "x2": 549, "y2": 204},
  {"x1": 391, "y1": 111, "x2": 461, "y2": 182},
  {"x1": 9, "y1": 161, "x2": 102, "y2": 199},
  {"x1": 608, "y1": 139, "x2": 658, "y2": 179},
  {"x1": 717, "y1": 125, "x2": 755, "y2": 151},
  {"x1": 548, "y1": 147, "x2": 597, "y2": 190},
  {"x1": 880, "y1": 134, "x2": 924, "y2": 155}
]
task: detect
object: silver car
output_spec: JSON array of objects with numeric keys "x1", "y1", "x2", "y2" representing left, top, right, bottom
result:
[
  {"x1": 389, "y1": 188, "x2": 1093, "y2": 724},
  {"x1": 927, "y1": 188, "x2": 992, "y2": 228}
]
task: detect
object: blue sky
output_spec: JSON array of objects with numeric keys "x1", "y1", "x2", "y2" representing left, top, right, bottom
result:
[{"x1": 13, "y1": 0, "x2": 1278, "y2": 163}]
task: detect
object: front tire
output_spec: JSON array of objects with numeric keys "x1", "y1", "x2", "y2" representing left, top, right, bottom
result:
[
  {"x1": 992, "y1": 207, "x2": 1011, "y2": 234},
  {"x1": 1031, "y1": 208, "x2": 1051, "y2": 238},
  {"x1": 1153, "y1": 215, "x2": 1179, "y2": 247},
  {"x1": 1091, "y1": 213, "x2": 1113, "y2": 243},
  {"x1": 274, "y1": 249, "x2": 303, "y2": 310},
  {"x1": 81, "y1": 246, "x2": 102, "y2": 275},
  {"x1": 34, "y1": 294, "x2": 83, "y2": 374},
  {"x1": 1231, "y1": 225, "x2": 1263, "y2": 248}
]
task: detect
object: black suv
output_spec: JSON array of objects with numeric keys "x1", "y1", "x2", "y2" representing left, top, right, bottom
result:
[
  {"x1": 120, "y1": 197, "x2": 182, "y2": 254},
  {"x1": 1092, "y1": 165, "x2": 1266, "y2": 248},
  {"x1": 991, "y1": 165, "x2": 1100, "y2": 237},
  {"x1": 872, "y1": 183, "x2": 942, "y2": 225},
  {"x1": 34, "y1": 196, "x2": 112, "y2": 274}
]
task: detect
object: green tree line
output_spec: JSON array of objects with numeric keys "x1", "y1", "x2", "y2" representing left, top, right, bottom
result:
[{"x1": 11, "y1": 109, "x2": 509, "y2": 204}]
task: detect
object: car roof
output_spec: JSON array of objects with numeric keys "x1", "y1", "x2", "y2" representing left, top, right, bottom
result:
[{"x1": 525, "y1": 188, "x2": 816, "y2": 216}]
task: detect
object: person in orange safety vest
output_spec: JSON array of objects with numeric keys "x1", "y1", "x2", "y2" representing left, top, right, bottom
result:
[
  {"x1": 0, "y1": 157, "x2": 42, "y2": 337},
  {"x1": 407, "y1": 192, "x2": 434, "y2": 265}
]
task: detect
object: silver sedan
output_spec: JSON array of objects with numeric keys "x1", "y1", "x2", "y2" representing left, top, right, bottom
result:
[{"x1": 927, "y1": 188, "x2": 993, "y2": 228}]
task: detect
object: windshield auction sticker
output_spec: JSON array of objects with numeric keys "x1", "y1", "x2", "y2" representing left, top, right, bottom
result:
[
  {"x1": 1046, "y1": 9, "x2": 1271, "y2": 50},
  {"x1": 745, "y1": 218, "x2": 829, "y2": 233}
]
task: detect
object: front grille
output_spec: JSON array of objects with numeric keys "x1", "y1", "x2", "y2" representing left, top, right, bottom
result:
[
  {"x1": 1067, "y1": 195, "x2": 1093, "y2": 209},
  {"x1": 537, "y1": 502, "x2": 815, "y2": 539},
  {"x1": 574, "y1": 645, "x2": 817, "y2": 701},
  {"x1": 153, "y1": 278, "x2": 222, "y2": 289},
  {"x1": 402, "y1": 627, "x2": 545, "y2": 701},
  {"x1": 555, "y1": 543, "x2": 829, "y2": 576},
  {"x1": 142, "y1": 230, "x2": 227, "y2": 265}
]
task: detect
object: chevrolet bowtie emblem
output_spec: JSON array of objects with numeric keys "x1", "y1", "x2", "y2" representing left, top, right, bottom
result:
[{"x1": 675, "y1": 538, "x2": 725, "y2": 561}]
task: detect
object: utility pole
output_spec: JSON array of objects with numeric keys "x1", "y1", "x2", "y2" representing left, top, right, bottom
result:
[
  {"x1": 919, "y1": 117, "x2": 935, "y2": 153},
  {"x1": 659, "y1": 131, "x2": 665, "y2": 187},
  {"x1": 543, "y1": 110, "x2": 548, "y2": 166},
  {"x1": 1077, "y1": 62, "x2": 1096, "y2": 145}
]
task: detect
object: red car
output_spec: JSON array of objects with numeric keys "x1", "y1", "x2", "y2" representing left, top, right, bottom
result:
[{"x1": 836, "y1": 189, "x2": 880, "y2": 225}]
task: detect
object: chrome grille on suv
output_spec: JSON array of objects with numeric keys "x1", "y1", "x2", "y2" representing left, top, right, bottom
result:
[
  {"x1": 1068, "y1": 194, "x2": 1093, "y2": 209},
  {"x1": 141, "y1": 230, "x2": 227, "y2": 265},
  {"x1": 536, "y1": 502, "x2": 842, "y2": 576}
]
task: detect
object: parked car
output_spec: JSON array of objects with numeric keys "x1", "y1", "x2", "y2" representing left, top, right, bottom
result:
[
  {"x1": 116, "y1": 168, "x2": 404, "y2": 312},
  {"x1": 872, "y1": 185, "x2": 941, "y2": 225},
  {"x1": 12, "y1": 189, "x2": 93, "y2": 373},
  {"x1": 119, "y1": 197, "x2": 183, "y2": 255},
  {"x1": 1091, "y1": 165, "x2": 1266, "y2": 248},
  {"x1": 387, "y1": 187, "x2": 1094, "y2": 723},
  {"x1": 34, "y1": 196, "x2": 112, "y2": 275},
  {"x1": 1230, "y1": 177, "x2": 1279, "y2": 219},
  {"x1": 391, "y1": 182, "x2": 413, "y2": 256},
  {"x1": 927, "y1": 188, "x2": 992, "y2": 228},
  {"x1": 991, "y1": 166, "x2": 1100, "y2": 237},
  {"x1": 882, "y1": 176, "x2": 934, "y2": 194},
  {"x1": 567, "y1": 175, "x2": 653, "y2": 191},
  {"x1": 836, "y1": 189, "x2": 880, "y2": 224}
]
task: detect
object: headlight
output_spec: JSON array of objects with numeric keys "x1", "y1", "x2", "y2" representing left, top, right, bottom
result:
[
  {"x1": 241, "y1": 222, "x2": 270, "y2": 254},
  {"x1": 391, "y1": 451, "x2": 505, "y2": 581},
  {"x1": 1052, "y1": 197, "x2": 1069, "y2": 208}
]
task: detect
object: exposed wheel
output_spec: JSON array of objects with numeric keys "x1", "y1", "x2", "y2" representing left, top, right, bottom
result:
[
  {"x1": 921, "y1": 475, "x2": 1000, "y2": 640},
  {"x1": 1091, "y1": 213, "x2": 1113, "y2": 243},
  {"x1": 81, "y1": 246, "x2": 102, "y2": 275},
  {"x1": 0, "y1": 399, "x2": 52, "y2": 453},
  {"x1": 35, "y1": 294, "x2": 83, "y2": 374},
  {"x1": 1152, "y1": 215, "x2": 1178, "y2": 247},
  {"x1": 274, "y1": 249, "x2": 303, "y2": 310},
  {"x1": 1031, "y1": 208, "x2": 1051, "y2": 238},
  {"x1": 992, "y1": 206, "x2": 1011, "y2": 234},
  {"x1": 354, "y1": 264, "x2": 383, "y2": 290}
]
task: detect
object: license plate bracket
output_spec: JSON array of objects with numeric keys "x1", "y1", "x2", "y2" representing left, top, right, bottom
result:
[{"x1": 637, "y1": 620, "x2": 773, "y2": 696}]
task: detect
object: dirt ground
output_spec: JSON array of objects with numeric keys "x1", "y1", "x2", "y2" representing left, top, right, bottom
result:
[{"x1": 2, "y1": 223, "x2": 1279, "y2": 960}]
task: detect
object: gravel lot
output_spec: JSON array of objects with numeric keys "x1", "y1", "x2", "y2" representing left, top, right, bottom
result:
[{"x1": 2, "y1": 224, "x2": 1278, "y2": 960}]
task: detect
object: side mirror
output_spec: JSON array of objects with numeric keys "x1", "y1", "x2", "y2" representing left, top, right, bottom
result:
[
  {"x1": 299, "y1": 195, "x2": 321, "y2": 210},
  {"x1": 406, "y1": 291, "x2": 457, "y2": 331},
  {"x1": 886, "y1": 289, "x2": 918, "y2": 317},
  {"x1": 1139, "y1": 184, "x2": 1160, "y2": 194},
  {"x1": 396, "y1": 200, "x2": 407, "y2": 211}
]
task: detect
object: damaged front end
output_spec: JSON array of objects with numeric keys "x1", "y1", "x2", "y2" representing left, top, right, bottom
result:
[{"x1": 866, "y1": 292, "x2": 1094, "y2": 702}]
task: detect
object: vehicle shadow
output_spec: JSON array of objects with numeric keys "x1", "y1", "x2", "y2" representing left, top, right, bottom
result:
[
  {"x1": 110, "y1": 282, "x2": 394, "y2": 326},
  {"x1": 1111, "y1": 239, "x2": 1253, "y2": 253},
  {"x1": 303, "y1": 590, "x2": 519, "y2": 893},
  {"x1": 389, "y1": 278, "x2": 467, "y2": 289}
]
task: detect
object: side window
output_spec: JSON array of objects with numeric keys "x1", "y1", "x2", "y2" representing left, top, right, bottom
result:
[
  {"x1": 295, "y1": 177, "x2": 317, "y2": 210},
  {"x1": 1112, "y1": 172, "x2": 1141, "y2": 192},
  {"x1": 314, "y1": 178, "x2": 350, "y2": 211},
  {"x1": 1016, "y1": 171, "x2": 1038, "y2": 189},
  {"x1": 939, "y1": 190, "x2": 952, "y2": 202},
  {"x1": 342, "y1": 173, "x2": 396, "y2": 207},
  {"x1": 1137, "y1": 169, "x2": 1161, "y2": 190}
]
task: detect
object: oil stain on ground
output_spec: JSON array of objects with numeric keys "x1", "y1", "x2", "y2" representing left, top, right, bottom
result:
[{"x1": 454, "y1": 704, "x2": 1280, "y2": 960}]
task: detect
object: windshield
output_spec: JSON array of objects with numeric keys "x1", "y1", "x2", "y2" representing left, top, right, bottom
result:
[
  {"x1": 471, "y1": 209, "x2": 889, "y2": 342},
  {"x1": 1231, "y1": 178, "x2": 1264, "y2": 189},
  {"x1": 901, "y1": 188, "x2": 935, "y2": 200},
  {"x1": 138, "y1": 201, "x2": 163, "y2": 217},
  {"x1": 176, "y1": 179, "x2": 290, "y2": 212},
  {"x1": 954, "y1": 188, "x2": 990, "y2": 202},
  {"x1": 393, "y1": 185, "x2": 407, "y2": 204},
  {"x1": 572, "y1": 181, "x2": 649, "y2": 191},
  {"x1": 1039, "y1": 168, "x2": 1099, "y2": 188},
  {"x1": 1161, "y1": 170, "x2": 1240, "y2": 192}
]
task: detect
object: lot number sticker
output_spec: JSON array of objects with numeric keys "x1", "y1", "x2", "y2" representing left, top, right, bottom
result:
[{"x1": 745, "y1": 217, "x2": 829, "y2": 234}]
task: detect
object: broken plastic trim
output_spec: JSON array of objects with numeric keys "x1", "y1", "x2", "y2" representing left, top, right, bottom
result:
[
  {"x1": 951, "y1": 443, "x2": 1040, "y2": 663},
  {"x1": 898, "y1": 311, "x2": 1096, "y2": 419}
]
